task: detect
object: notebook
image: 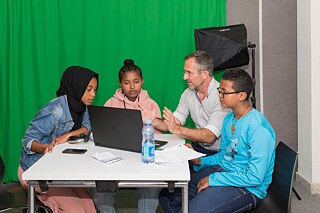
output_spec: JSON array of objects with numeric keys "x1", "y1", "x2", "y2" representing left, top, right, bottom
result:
[{"x1": 88, "y1": 105, "x2": 143, "y2": 153}]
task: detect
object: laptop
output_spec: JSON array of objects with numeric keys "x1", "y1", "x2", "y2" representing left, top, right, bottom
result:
[{"x1": 88, "y1": 105, "x2": 143, "y2": 153}]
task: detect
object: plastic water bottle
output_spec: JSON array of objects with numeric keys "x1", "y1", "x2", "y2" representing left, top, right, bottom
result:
[{"x1": 142, "y1": 120, "x2": 155, "y2": 163}]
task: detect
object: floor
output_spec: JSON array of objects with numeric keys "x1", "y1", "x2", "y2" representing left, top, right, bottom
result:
[
  {"x1": 114, "y1": 180, "x2": 320, "y2": 213},
  {"x1": 291, "y1": 181, "x2": 320, "y2": 213},
  {"x1": 4, "y1": 180, "x2": 320, "y2": 213}
]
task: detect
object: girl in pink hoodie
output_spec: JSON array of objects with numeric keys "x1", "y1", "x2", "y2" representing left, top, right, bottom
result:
[
  {"x1": 104, "y1": 59, "x2": 161, "y2": 133},
  {"x1": 99, "y1": 59, "x2": 162, "y2": 213}
]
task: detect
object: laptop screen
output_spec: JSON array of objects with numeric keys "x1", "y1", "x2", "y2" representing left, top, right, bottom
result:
[{"x1": 88, "y1": 105, "x2": 143, "y2": 153}]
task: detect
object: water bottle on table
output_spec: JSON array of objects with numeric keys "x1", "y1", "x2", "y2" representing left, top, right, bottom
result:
[{"x1": 142, "y1": 120, "x2": 155, "y2": 163}]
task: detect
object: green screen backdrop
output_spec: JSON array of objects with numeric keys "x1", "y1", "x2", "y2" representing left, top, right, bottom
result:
[{"x1": 0, "y1": 0, "x2": 226, "y2": 182}]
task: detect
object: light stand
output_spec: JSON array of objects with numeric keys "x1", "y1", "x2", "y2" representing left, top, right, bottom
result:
[{"x1": 248, "y1": 42, "x2": 256, "y2": 108}]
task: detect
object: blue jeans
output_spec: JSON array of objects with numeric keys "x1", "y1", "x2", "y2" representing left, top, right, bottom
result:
[
  {"x1": 159, "y1": 165, "x2": 261, "y2": 213},
  {"x1": 89, "y1": 189, "x2": 115, "y2": 213},
  {"x1": 137, "y1": 187, "x2": 162, "y2": 213},
  {"x1": 90, "y1": 187, "x2": 161, "y2": 213}
]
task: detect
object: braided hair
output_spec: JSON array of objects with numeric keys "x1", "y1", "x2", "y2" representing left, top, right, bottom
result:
[{"x1": 118, "y1": 59, "x2": 143, "y2": 81}]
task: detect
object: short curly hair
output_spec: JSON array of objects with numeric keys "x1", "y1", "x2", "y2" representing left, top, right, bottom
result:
[{"x1": 222, "y1": 68, "x2": 253, "y2": 100}]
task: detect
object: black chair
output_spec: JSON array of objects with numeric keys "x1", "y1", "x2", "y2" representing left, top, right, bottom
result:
[
  {"x1": 250, "y1": 141, "x2": 297, "y2": 213},
  {"x1": 0, "y1": 155, "x2": 52, "y2": 212}
]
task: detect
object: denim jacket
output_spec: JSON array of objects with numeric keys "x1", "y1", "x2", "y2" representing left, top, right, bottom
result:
[{"x1": 20, "y1": 95, "x2": 91, "y2": 171}]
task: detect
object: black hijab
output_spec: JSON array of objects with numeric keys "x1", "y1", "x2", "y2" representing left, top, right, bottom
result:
[{"x1": 56, "y1": 66, "x2": 99, "y2": 131}]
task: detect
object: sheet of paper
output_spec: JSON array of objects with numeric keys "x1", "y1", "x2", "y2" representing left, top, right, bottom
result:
[
  {"x1": 155, "y1": 152, "x2": 184, "y2": 165},
  {"x1": 160, "y1": 143, "x2": 206, "y2": 160},
  {"x1": 155, "y1": 143, "x2": 205, "y2": 165},
  {"x1": 92, "y1": 152, "x2": 123, "y2": 164}
]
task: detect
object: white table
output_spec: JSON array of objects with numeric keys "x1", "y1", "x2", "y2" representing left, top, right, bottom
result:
[{"x1": 23, "y1": 134, "x2": 190, "y2": 213}]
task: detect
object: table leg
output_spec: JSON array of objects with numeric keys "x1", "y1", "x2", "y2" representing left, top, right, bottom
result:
[
  {"x1": 182, "y1": 183, "x2": 188, "y2": 213},
  {"x1": 28, "y1": 181, "x2": 35, "y2": 213}
]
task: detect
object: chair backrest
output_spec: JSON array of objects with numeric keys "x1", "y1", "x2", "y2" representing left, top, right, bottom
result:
[
  {"x1": 0, "y1": 154, "x2": 52, "y2": 212},
  {"x1": 251, "y1": 141, "x2": 297, "y2": 213}
]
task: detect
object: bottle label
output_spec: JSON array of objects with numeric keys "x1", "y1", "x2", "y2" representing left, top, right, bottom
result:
[
  {"x1": 142, "y1": 142, "x2": 155, "y2": 160},
  {"x1": 142, "y1": 125, "x2": 155, "y2": 163}
]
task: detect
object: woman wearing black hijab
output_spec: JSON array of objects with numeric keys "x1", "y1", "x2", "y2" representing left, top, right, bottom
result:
[{"x1": 18, "y1": 66, "x2": 98, "y2": 213}]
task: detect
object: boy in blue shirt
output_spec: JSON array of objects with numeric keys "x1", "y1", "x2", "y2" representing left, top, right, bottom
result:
[{"x1": 159, "y1": 68, "x2": 276, "y2": 213}]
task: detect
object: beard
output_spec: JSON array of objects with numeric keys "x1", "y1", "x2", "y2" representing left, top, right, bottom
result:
[{"x1": 187, "y1": 82, "x2": 202, "y2": 91}]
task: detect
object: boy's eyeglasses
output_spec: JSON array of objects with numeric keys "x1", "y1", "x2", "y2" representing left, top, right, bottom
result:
[{"x1": 217, "y1": 87, "x2": 241, "y2": 98}]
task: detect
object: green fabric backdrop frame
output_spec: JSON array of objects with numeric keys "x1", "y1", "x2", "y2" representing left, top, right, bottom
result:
[{"x1": 0, "y1": 0, "x2": 226, "y2": 182}]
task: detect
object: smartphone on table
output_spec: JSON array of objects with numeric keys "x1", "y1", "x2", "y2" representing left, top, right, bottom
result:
[
  {"x1": 62, "y1": 148, "x2": 87, "y2": 154},
  {"x1": 155, "y1": 140, "x2": 168, "y2": 149}
]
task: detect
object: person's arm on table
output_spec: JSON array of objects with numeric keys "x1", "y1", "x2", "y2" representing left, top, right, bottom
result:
[
  {"x1": 54, "y1": 108, "x2": 90, "y2": 145},
  {"x1": 54, "y1": 127, "x2": 88, "y2": 145},
  {"x1": 192, "y1": 126, "x2": 227, "y2": 172},
  {"x1": 28, "y1": 125, "x2": 88, "y2": 153},
  {"x1": 30, "y1": 140, "x2": 54, "y2": 154},
  {"x1": 163, "y1": 107, "x2": 217, "y2": 143},
  {"x1": 25, "y1": 107, "x2": 90, "y2": 153}
]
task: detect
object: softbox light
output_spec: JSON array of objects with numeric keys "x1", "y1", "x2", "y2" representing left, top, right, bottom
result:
[{"x1": 194, "y1": 24, "x2": 249, "y2": 71}]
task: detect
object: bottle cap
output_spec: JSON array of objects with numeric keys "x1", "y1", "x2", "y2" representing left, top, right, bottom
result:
[{"x1": 145, "y1": 120, "x2": 152, "y2": 125}]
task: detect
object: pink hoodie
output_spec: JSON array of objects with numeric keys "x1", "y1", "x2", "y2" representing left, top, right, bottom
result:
[{"x1": 104, "y1": 88, "x2": 162, "y2": 133}]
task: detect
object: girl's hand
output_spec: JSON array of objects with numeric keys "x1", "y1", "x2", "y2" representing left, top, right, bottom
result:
[
  {"x1": 135, "y1": 103, "x2": 157, "y2": 123},
  {"x1": 54, "y1": 133, "x2": 71, "y2": 145},
  {"x1": 44, "y1": 141, "x2": 54, "y2": 154}
]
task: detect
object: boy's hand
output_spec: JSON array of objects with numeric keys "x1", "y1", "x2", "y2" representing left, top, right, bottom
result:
[
  {"x1": 191, "y1": 157, "x2": 201, "y2": 165},
  {"x1": 184, "y1": 143, "x2": 193, "y2": 149},
  {"x1": 197, "y1": 176, "x2": 210, "y2": 192}
]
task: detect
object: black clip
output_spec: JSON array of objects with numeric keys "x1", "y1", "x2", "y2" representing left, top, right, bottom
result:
[
  {"x1": 39, "y1": 181, "x2": 49, "y2": 193},
  {"x1": 79, "y1": 133, "x2": 89, "y2": 142},
  {"x1": 168, "y1": 181, "x2": 176, "y2": 193},
  {"x1": 95, "y1": 181, "x2": 118, "y2": 193}
]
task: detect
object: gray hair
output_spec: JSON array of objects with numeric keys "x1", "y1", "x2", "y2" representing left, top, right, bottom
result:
[{"x1": 184, "y1": 51, "x2": 214, "y2": 76}]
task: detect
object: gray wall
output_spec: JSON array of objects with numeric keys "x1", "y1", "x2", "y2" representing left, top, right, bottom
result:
[{"x1": 226, "y1": 0, "x2": 297, "y2": 150}]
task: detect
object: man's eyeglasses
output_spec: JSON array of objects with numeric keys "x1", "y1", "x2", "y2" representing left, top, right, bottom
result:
[{"x1": 217, "y1": 87, "x2": 241, "y2": 98}]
